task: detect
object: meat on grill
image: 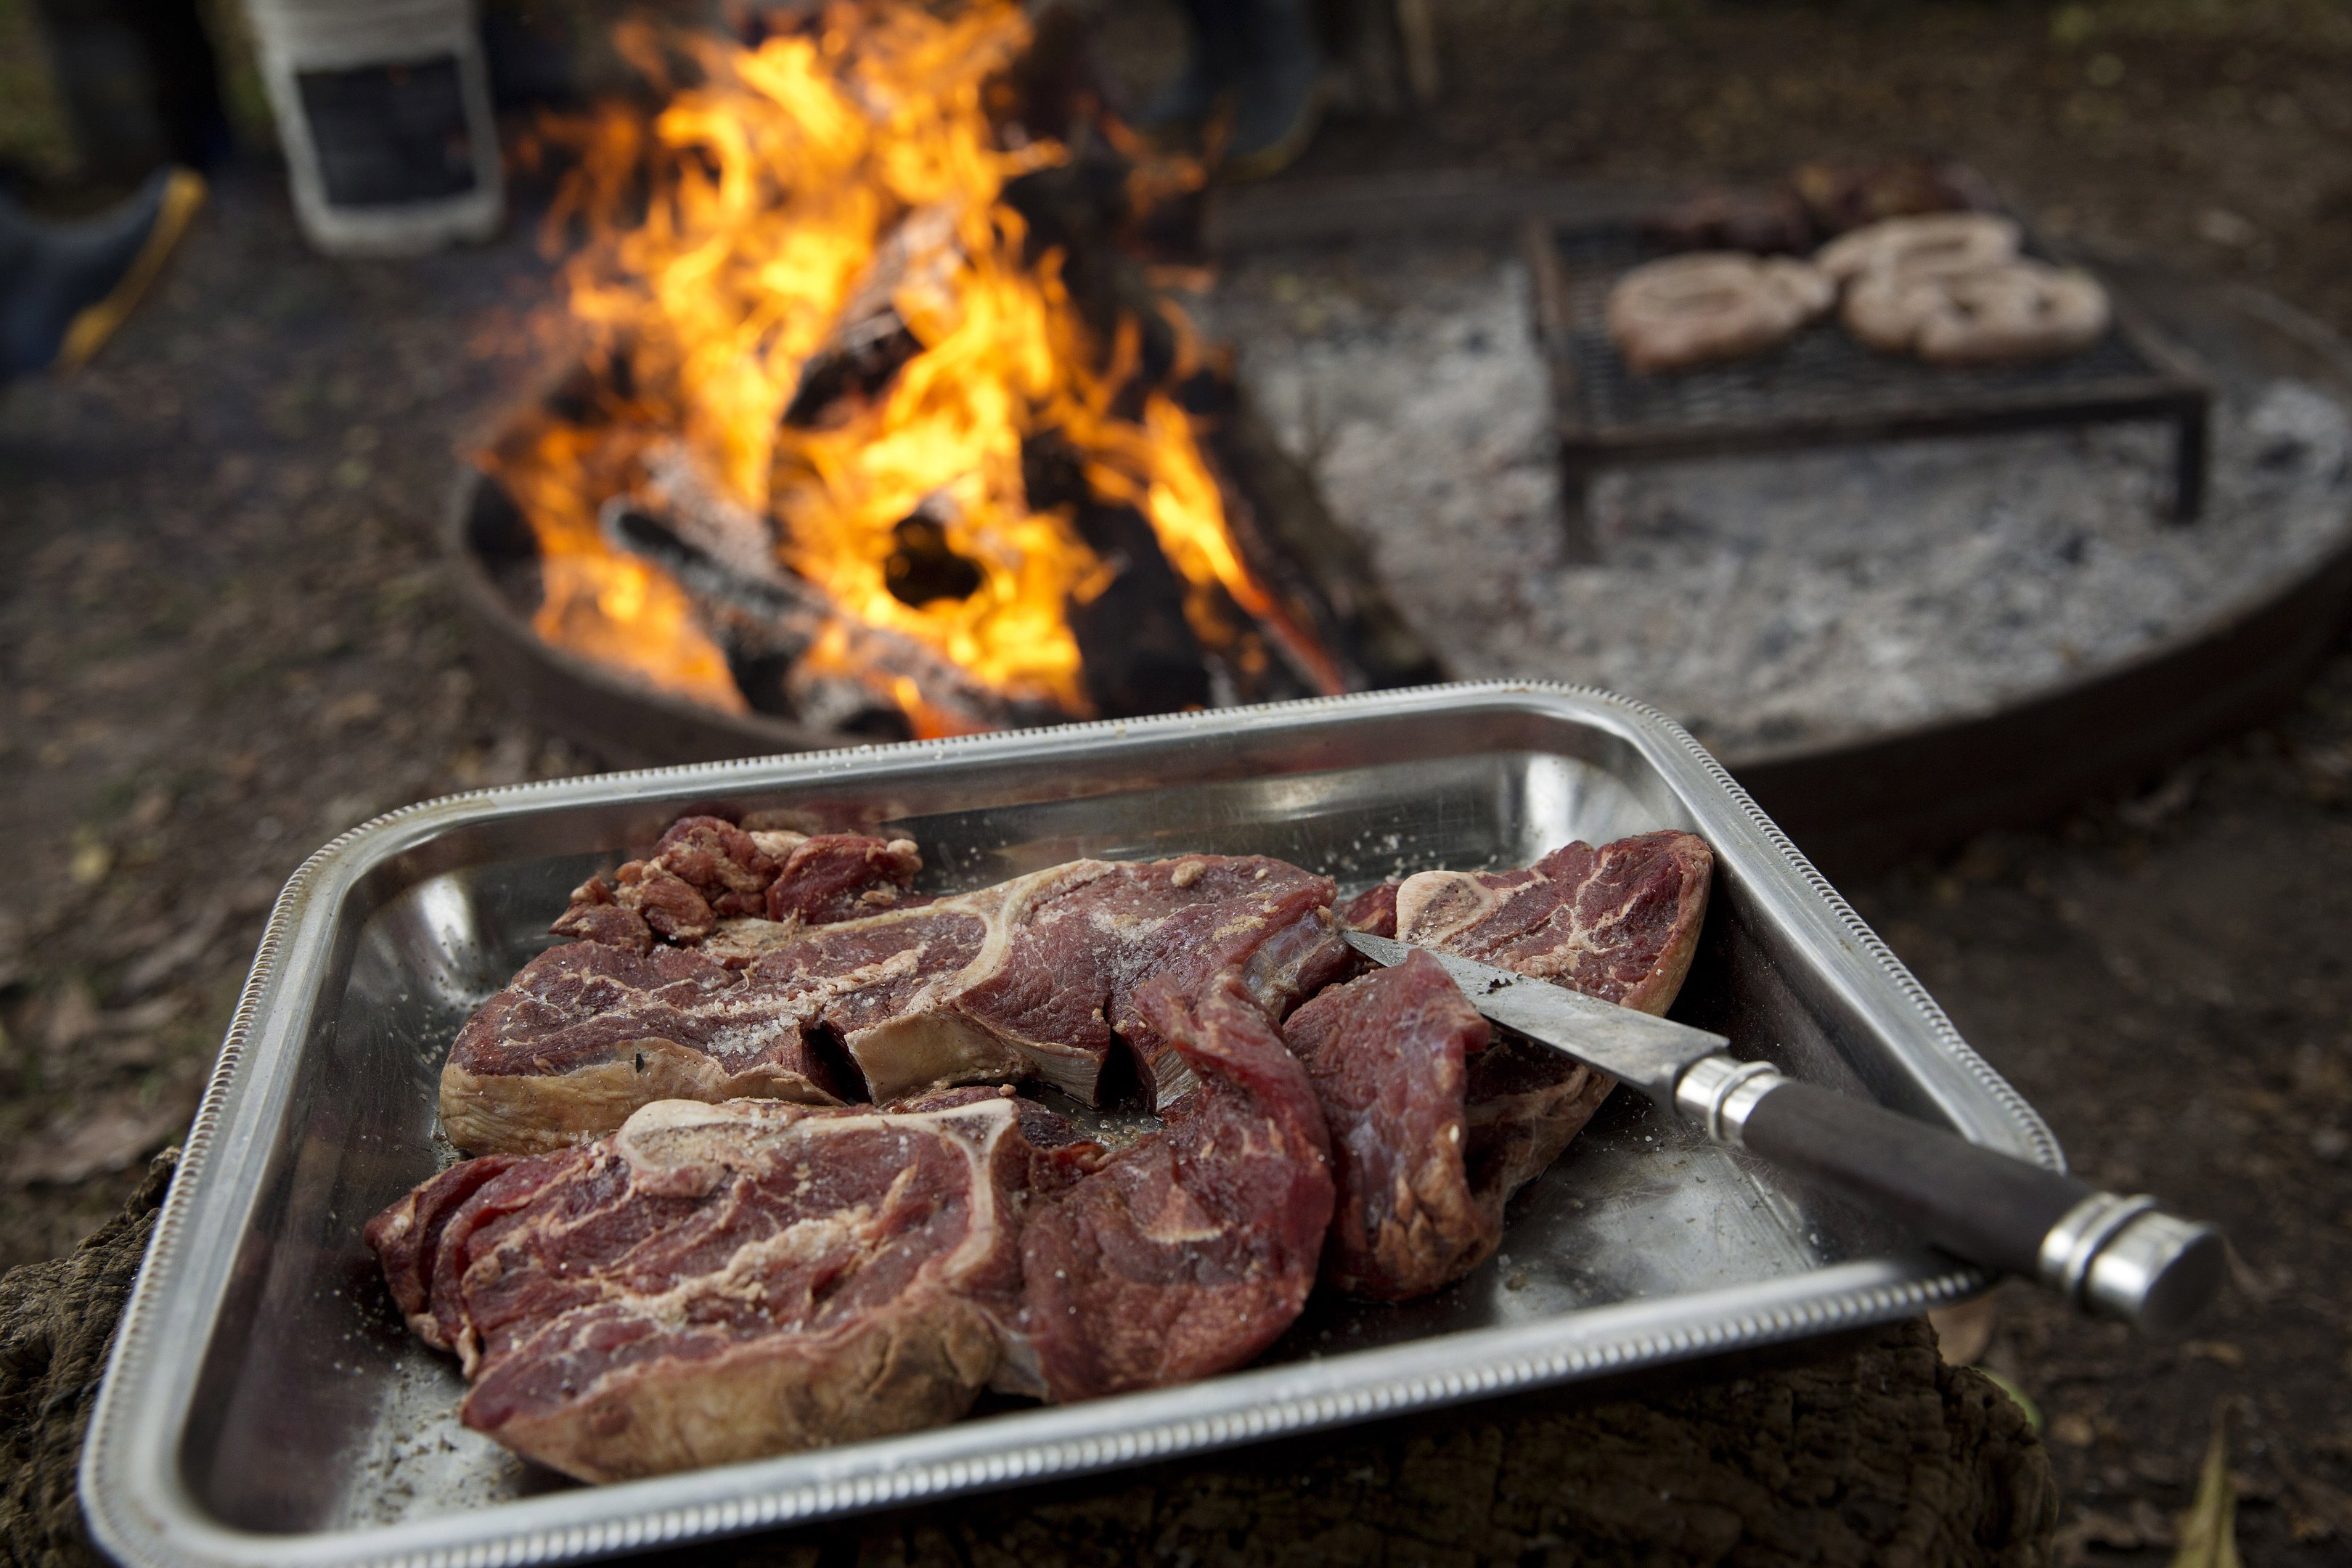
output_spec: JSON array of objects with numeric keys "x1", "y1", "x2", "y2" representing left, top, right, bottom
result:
[
  {"x1": 371, "y1": 975, "x2": 1334, "y2": 1478},
  {"x1": 441, "y1": 854, "x2": 1348, "y2": 1153},
  {"x1": 367, "y1": 1091, "x2": 1057, "y2": 1482},
  {"x1": 1281, "y1": 950, "x2": 1495, "y2": 1300},
  {"x1": 1284, "y1": 833, "x2": 1714, "y2": 1300},
  {"x1": 550, "y1": 817, "x2": 923, "y2": 954}
]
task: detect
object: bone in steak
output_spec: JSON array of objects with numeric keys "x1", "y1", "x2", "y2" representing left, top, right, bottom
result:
[
  {"x1": 438, "y1": 941, "x2": 856, "y2": 1156},
  {"x1": 372, "y1": 976, "x2": 1336, "y2": 1477},
  {"x1": 372, "y1": 1091, "x2": 1060, "y2": 1483},
  {"x1": 732, "y1": 853, "x2": 1344, "y2": 1109},
  {"x1": 1006, "y1": 971, "x2": 1334, "y2": 1401},
  {"x1": 1281, "y1": 950, "x2": 1496, "y2": 1300},
  {"x1": 443, "y1": 854, "x2": 1347, "y2": 1152}
]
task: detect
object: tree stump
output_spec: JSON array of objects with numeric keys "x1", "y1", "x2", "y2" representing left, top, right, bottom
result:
[{"x1": 2, "y1": 1155, "x2": 2057, "y2": 1568}]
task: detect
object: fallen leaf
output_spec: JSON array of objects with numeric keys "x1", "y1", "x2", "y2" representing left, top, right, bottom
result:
[
  {"x1": 2172, "y1": 1404, "x2": 2242, "y2": 1568},
  {"x1": 321, "y1": 690, "x2": 384, "y2": 730},
  {"x1": 70, "y1": 839, "x2": 113, "y2": 886},
  {"x1": 2051, "y1": 1411, "x2": 2097, "y2": 1447},
  {"x1": 2224, "y1": 1242, "x2": 2277, "y2": 1305},
  {"x1": 127, "y1": 784, "x2": 174, "y2": 830},
  {"x1": 1930, "y1": 1294, "x2": 1996, "y2": 1365},
  {"x1": 7, "y1": 1091, "x2": 196, "y2": 1185},
  {"x1": 98, "y1": 995, "x2": 184, "y2": 1034}
]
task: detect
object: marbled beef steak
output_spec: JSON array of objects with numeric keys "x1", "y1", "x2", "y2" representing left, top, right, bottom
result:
[
  {"x1": 1393, "y1": 830, "x2": 1712, "y2": 1013},
  {"x1": 441, "y1": 852, "x2": 1349, "y2": 1153},
  {"x1": 1283, "y1": 950, "x2": 1495, "y2": 1301},
  {"x1": 438, "y1": 941, "x2": 862, "y2": 1156},
  {"x1": 1008, "y1": 973, "x2": 1335, "y2": 1401},
  {"x1": 371, "y1": 978, "x2": 1337, "y2": 1479},
  {"x1": 368, "y1": 1092, "x2": 1051, "y2": 1482},
  {"x1": 1284, "y1": 833, "x2": 1714, "y2": 1300}
]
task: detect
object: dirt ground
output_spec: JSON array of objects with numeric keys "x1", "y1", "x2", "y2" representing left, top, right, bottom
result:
[{"x1": 3, "y1": 2, "x2": 2350, "y2": 1563}]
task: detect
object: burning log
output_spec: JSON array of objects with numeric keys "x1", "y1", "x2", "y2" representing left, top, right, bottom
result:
[
  {"x1": 783, "y1": 206, "x2": 962, "y2": 430},
  {"x1": 600, "y1": 441, "x2": 1050, "y2": 738},
  {"x1": 477, "y1": 0, "x2": 1440, "y2": 745}
]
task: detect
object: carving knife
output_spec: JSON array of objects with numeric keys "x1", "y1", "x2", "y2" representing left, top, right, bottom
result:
[{"x1": 1343, "y1": 931, "x2": 2224, "y2": 1336}]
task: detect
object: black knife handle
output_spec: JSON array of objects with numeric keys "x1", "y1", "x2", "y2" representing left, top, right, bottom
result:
[{"x1": 1677, "y1": 1061, "x2": 2224, "y2": 1336}]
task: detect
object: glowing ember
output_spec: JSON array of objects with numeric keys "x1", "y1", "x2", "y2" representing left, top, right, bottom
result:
[{"x1": 490, "y1": 0, "x2": 1336, "y2": 736}]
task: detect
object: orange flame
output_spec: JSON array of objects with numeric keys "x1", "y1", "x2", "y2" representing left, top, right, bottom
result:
[{"x1": 492, "y1": 0, "x2": 1334, "y2": 735}]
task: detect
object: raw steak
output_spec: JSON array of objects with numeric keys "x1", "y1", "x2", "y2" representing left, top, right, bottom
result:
[
  {"x1": 371, "y1": 1090, "x2": 1066, "y2": 1483},
  {"x1": 438, "y1": 941, "x2": 854, "y2": 1156},
  {"x1": 366, "y1": 1152, "x2": 520, "y2": 1350},
  {"x1": 1393, "y1": 830, "x2": 1712, "y2": 1013},
  {"x1": 1008, "y1": 972, "x2": 1334, "y2": 1401},
  {"x1": 1336, "y1": 879, "x2": 1401, "y2": 938},
  {"x1": 373, "y1": 981, "x2": 1338, "y2": 1475},
  {"x1": 1281, "y1": 950, "x2": 1495, "y2": 1300},
  {"x1": 551, "y1": 817, "x2": 922, "y2": 952},
  {"x1": 1389, "y1": 830, "x2": 1714, "y2": 1241},
  {"x1": 443, "y1": 854, "x2": 1347, "y2": 1151},
  {"x1": 735, "y1": 854, "x2": 1345, "y2": 1108}
]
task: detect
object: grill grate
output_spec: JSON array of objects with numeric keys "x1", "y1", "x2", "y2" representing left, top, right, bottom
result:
[{"x1": 1527, "y1": 222, "x2": 2212, "y2": 534}]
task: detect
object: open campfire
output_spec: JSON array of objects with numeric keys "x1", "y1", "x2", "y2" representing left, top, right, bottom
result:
[{"x1": 482, "y1": 0, "x2": 1362, "y2": 741}]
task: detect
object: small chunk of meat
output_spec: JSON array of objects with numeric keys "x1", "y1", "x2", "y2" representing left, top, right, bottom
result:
[
  {"x1": 1283, "y1": 950, "x2": 1493, "y2": 1300},
  {"x1": 550, "y1": 876, "x2": 653, "y2": 954},
  {"x1": 551, "y1": 819, "x2": 924, "y2": 951},
  {"x1": 766, "y1": 834, "x2": 923, "y2": 924},
  {"x1": 1336, "y1": 880, "x2": 1401, "y2": 938},
  {"x1": 1010, "y1": 973, "x2": 1334, "y2": 1402}
]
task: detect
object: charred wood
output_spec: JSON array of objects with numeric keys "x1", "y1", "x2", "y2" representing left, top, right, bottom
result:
[
  {"x1": 1199, "y1": 383, "x2": 1447, "y2": 692},
  {"x1": 598, "y1": 444, "x2": 1048, "y2": 735}
]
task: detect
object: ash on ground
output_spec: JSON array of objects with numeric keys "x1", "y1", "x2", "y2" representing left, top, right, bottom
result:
[{"x1": 1192, "y1": 242, "x2": 2352, "y2": 758}]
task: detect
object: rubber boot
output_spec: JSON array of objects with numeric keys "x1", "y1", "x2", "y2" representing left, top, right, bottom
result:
[
  {"x1": 1217, "y1": 0, "x2": 1323, "y2": 181},
  {"x1": 0, "y1": 166, "x2": 204, "y2": 379}
]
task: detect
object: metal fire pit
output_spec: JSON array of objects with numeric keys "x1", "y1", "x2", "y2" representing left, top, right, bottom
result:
[{"x1": 446, "y1": 389, "x2": 1443, "y2": 771}]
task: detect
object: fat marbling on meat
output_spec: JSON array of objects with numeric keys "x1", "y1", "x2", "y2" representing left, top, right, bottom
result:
[
  {"x1": 1285, "y1": 832, "x2": 1712, "y2": 1300},
  {"x1": 441, "y1": 853, "x2": 1349, "y2": 1154},
  {"x1": 368, "y1": 1091, "x2": 1052, "y2": 1482},
  {"x1": 1008, "y1": 972, "x2": 1335, "y2": 1401},
  {"x1": 372, "y1": 976, "x2": 1337, "y2": 1479}
]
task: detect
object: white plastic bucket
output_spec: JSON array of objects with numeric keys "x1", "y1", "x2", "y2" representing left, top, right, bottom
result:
[{"x1": 243, "y1": 0, "x2": 504, "y2": 255}]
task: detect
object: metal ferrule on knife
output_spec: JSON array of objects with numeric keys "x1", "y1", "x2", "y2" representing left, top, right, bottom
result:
[{"x1": 1343, "y1": 930, "x2": 2226, "y2": 1336}]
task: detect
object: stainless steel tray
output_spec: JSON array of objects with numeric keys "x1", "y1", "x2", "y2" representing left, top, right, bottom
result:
[{"x1": 83, "y1": 683, "x2": 2058, "y2": 1568}]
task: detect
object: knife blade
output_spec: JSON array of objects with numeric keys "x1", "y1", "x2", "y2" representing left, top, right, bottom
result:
[{"x1": 1342, "y1": 929, "x2": 2224, "y2": 1336}]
